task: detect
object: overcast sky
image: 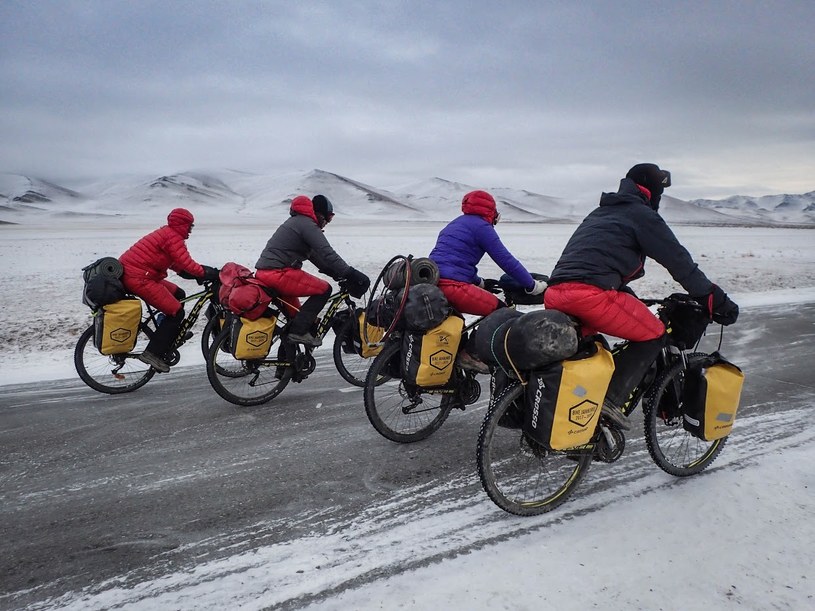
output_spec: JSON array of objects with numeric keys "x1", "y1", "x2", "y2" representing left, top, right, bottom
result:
[{"x1": 2, "y1": 0, "x2": 813, "y2": 201}]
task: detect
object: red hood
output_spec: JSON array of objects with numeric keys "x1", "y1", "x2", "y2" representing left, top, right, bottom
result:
[
  {"x1": 290, "y1": 195, "x2": 318, "y2": 222},
  {"x1": 461, "y1": 190, "x2": 497, "y2": 224},
  {"x1": 167, "y1": 207, "x2": 194, "y2": 237}
]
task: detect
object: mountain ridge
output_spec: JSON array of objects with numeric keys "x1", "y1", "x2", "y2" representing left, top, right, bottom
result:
[{"x1": 1, "y1": 170, "x2": 813, "y2": 227}]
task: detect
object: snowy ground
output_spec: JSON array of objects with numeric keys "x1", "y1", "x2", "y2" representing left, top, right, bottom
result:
[{"x1": 1, "y1": 220, "x2": 814, "y2": 609}]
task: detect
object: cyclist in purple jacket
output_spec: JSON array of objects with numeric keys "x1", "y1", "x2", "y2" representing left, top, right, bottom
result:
[{"x1": 429, "y1": 190, "x2": 545, "y2": 372}]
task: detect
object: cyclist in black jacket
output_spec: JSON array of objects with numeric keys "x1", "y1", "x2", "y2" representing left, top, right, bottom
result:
[{"x1": 545, "y1": 163, "x2": 739, "y2": 429}]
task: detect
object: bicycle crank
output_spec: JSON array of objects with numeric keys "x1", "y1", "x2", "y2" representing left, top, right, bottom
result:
[
  {"x1": 594, "y1": 424, "x2": 626, "y2": 463},
  {"x1": 292, "y1": 352, "x2": 316, "y2": 382},
  {"x1": 460, "y1": 376, "x2": 481, "y2": 406}
]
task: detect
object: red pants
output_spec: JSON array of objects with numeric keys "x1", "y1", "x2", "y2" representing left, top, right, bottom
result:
[
  {"x1": 544, "y1": 282, "x2": 665, "y2": 341},
  {"x1": 255, "y1": 268, "x2": 331, "y2": 318},
  {"x1": 122, "y1": 273, "x2": 182, "y2": 316},
  {"x1": 438, "y1": 279, "x2": 501, "y2": 316}
]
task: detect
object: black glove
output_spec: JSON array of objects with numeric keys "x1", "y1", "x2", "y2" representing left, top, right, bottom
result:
[
  {"x1": 177, "y1": 270, "x2": 196, "y2": 280},
  {"x1": 202, "y1": 265, "x2": 220, "y2": 281},
  {"x1": 712, "y1": 285, "x2": 739, "y2": 325},
  {"x1": 344, "y1": 267, "x2": 371, "y2": 298},
  {"x1": 696, "y1": 285, "x2": 739, "y2": 326},
  {"x1": 481, "y1": 278, "x2": 502, "y2": 294}
]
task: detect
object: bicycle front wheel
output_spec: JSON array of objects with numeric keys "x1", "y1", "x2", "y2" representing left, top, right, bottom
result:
[
  {"x1": 205, "y1": 328, "x2": 295, "y2": 406},
  {"x1": 643, "y1": 354, "x2": 727, "y2": 476},
  {"x1": 332, "y1": 317, "x2": 369, "y2": 387},
  {"x1": 363, "y1": 341, "x2": 453, "y2": 443},
  {"x1": 200, "y1": 310, "x2": 225, "y2": 359},
  {"x1": 74, "y1": 325, "x2": 155, "y2": 394},
  {"x1": 477, "y1": 383, "x2": 592, "y2": 516},
  {"x1": 332, "y1": 317, "x2": 388, "y2": 387}
]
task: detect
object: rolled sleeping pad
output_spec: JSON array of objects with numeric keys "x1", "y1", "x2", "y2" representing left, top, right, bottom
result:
[
  {"x1": 383, "y1": 259, "x2": 408, "y2": 289},
  {"x1": 96, "y1": 257, "x2": 124, "y2": 279},
  {"x1": 383, "y1": 257, "x2": 440, "y2": 289},
  {"x1": 409, "y1": 257, "x2": 440, "y2": 285}
]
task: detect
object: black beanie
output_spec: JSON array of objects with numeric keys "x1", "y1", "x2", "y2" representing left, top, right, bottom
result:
[
  {"x1": 626, "y1": 163, "x2": 671, "y2": 194},
  {"x1": 312, "y1": 194, "x2": 334, "y2": 219}
]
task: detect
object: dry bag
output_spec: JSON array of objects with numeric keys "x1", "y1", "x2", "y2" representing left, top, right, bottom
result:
[
  {"x1": 682, "y1": 353, "x2": 744, "y2": 441},
  {"x1": 230, "y1": 314, "x2": 277, "y2": 360},
  {"x1": 523, "y1": 341, "x2": 615, "y2": 450},
  {"x1": 94, "y1": 298, "x2": 142, "y2": 355},
  {"x1": 401, "y1": 315, "x2": 464, "y2": 387}
]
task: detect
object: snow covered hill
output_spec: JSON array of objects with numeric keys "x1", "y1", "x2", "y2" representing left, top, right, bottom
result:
[
  {"x1": 688, "y1": 191, "x2": 815, "y2": 225},
  {"x1": 1, "y1": 169, "x2": 813, "y2": 226}
]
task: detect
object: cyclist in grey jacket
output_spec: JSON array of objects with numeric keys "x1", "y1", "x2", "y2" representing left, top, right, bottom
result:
[{"x1": 255, "y1": 194, "x2": 369, "y2": 347}]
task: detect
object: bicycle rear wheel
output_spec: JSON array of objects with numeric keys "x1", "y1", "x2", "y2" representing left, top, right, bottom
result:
[
  {"x1": 363, "y1": 341, "x2": 453, "y2": 443},
  {"x1": 477, "y1": 383, "x2": 592, "y2": 516},
  {"x1": 205, "y1": 327, "x2": 295, "y2": 406},
  {"x1": 74, "y1": 325, "x2": 155, "y2": 394},
  {"x1": 643, "y1": 354, "x2": 727, "y2": 476}
]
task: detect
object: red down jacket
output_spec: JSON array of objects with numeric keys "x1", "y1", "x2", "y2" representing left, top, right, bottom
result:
[{"x1": 119, "y1": 208, "x2": 205, "y2": 314}]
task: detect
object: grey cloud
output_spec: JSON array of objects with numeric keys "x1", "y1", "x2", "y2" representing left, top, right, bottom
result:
[{"x1": 1, "y1": 0, "x2": 813, "y2": 200}]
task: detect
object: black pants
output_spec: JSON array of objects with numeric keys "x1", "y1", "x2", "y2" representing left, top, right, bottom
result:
[
  {"x1": 605, "y1": 335, "x2": 667, "y2": 407},
  {"x1": 147, "y1": 308, "x2": 185, "y2": 357},
  {"x1": 289, "y1": 286, "x2": 332, "y2": 335}
]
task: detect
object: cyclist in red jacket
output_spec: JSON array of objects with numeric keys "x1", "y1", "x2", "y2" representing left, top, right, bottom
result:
[{"x1": 119, "y1": 208, "x2": 219, "y2": 372}]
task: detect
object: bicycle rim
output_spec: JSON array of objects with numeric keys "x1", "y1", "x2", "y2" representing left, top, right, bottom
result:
[
  {"x1": 206, "y1": 328, "x2": 294, "y2": 407},
  {"x1": 643, "y1": 354, "x2": 727, "y2": 476},
  {"x1": 363, "y1": 342, "x2": 453, "y2": 443},
  {"x1": 477, "y1": 384, "x2": 592, "y2": 516},
  {"x1": 74, "y1": 325, "x2": 154, "y2": 394},
  {"x1": 200, "y1": 312, "x2": 225, "y2": 360},
  {"x1": 332, "y1": 318, "x2": 370, "y2": 386}
]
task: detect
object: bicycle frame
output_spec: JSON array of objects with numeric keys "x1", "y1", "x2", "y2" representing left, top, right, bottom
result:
[
  {"x1": 141, "y1": 283, "x2": 217, "y2": 350},
  {"x1": 313, "y1": 289, "x2": 355, "y2": 342}
]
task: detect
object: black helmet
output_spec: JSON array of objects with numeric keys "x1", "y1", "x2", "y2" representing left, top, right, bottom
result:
[
  {"x1": 626, "y1": 163, "x2": 671, "y2": 210},
  {"x1": 312, "y1": 194, "x2": 335, "y2": 224}
]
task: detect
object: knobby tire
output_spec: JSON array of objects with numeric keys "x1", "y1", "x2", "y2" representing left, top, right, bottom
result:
[
  {"x1": 363, "y1": 341, "x2": 453, "y2": 443},
  {"x1": 477, "y1": 383, "x2": 592, "y2": 516},
  {"x1": 643, "y1": 353, "x2": 727, "y2": 476}
]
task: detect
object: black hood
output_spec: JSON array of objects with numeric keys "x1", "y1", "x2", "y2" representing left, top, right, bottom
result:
[{"x1": 599, "y1": 178, "x2": 653, "y2": 209}]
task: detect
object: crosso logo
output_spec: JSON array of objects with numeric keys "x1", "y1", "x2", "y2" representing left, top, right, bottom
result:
[
  {"x1": 429, "y1": 349, "x2": 452, "y2": 371},
  {"x1": 109, "y1": 328, "x2": 132, "y2": 343},
  {"x1": 437, "y1": 333, "x2": 450, "y2": 345},
  {"x1": 245, "y1": 330, "x2": 269, "y2": 347},
  {"x1": 568, "y1": 400, "x2": 599, "y2": 429},
  {"x1": 530, "y1": 376, "x2": 545, "y2": 428},
  {"x1": 404, "y1": 336, "x2": 414, "y2": 369}
]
